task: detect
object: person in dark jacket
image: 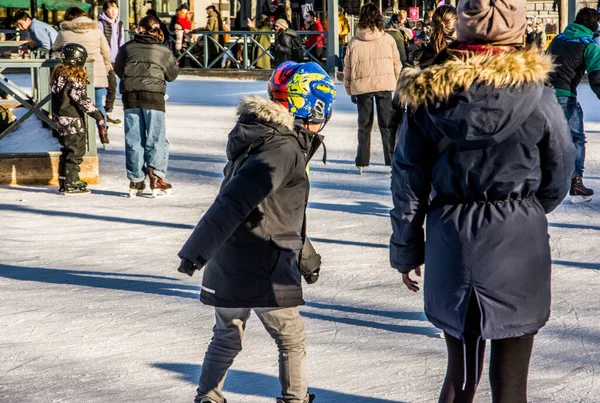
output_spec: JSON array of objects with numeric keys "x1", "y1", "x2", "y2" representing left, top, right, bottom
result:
[
  {"x1": 546, "y1": 7, "x2": 600, "y2": 202},
  {"x1": 273, "y1": 19, "x2": 299, "y2": 66},
  {"x1": 390, "y1": 1, "x2": 575, "y2": 402},
  {"x1": 115, "y1": 15, "x2": 179, "y2": 197},
  {"x1": 177, "y1": 62, "x2": 336, "y2": 403},
  {"x1": 51, "y1": 44, "x2": 105, "y2": 194}
]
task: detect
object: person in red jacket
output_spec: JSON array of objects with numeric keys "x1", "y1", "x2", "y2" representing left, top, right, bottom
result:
[
  {"x1": 174, "y1": 3, "x2": 192, "y2": 57},
  {"x1": 304, "y1": 11, "x2": 324, "y2": 62}
]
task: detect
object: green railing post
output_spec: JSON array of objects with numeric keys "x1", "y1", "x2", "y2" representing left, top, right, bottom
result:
[
  {"x1": 243, "y1": 33, "x2": 249, "y2": 70},
  {"x1": 85, "y1": 61, "x2": 97, "y2": 157},
  {"x1": 203, "y1": 34, "x2": 209, "y2": 70}
]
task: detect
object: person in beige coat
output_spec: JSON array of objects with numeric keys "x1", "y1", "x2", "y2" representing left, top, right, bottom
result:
[
  {"x1": 344, "y1": 2, "x2": 400, "y2": 172},
  {"x1": 53, "y1": 7, "x2": 111, "y2": 141}
]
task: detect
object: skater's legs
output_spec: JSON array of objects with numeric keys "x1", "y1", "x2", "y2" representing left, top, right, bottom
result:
[
  {"x1": 439, "y1": 294, "x2": 485, "y2": 403},
  {"x1": 196, "y1": 307, "x2": 252, "y2": 403},
  {"x1": 255, "y1": 307, "x2": 307, "y2": 403},
  {"x1": 438, "y1": 332, "x2": 486, "y2": 403},
  {"x1": 124, "y1": 108, "x2": 147, "y2": 182},
  {"x1": 374, "y1": 91, "x2": 393, "y2": 165},
  {"x1": 94, "y1": 88, "x2": 108, "y2": 130},
  {"x1": 489, "y1": 334, "x2": 534, "y2": 403},
  {"x1": 556, "y1": 96, "x2": 585, "y2": 177},
  {"x1": 356, "y1": 93, "x2": 374, "y2": 167},
  {"x1": 58, "y1": 125, "x2": 87, "y2": 184},
  {"x1": 142, "y1": 109, "x2": 168, "y2": 178}
]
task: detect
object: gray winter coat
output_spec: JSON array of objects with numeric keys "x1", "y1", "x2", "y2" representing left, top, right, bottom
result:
[
  {"x1": 390, "y1": 48, "x2": 575, "y2": 340},
  {"x1": 179, "y1": 96, "x2": 323, "y2": 308}
]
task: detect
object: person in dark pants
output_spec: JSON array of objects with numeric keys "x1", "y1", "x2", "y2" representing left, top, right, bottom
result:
[
  {"x1": 390, "y1": 1, "x2": 575, "y2": 402},
  {"x1": 344, "y1": 3, "x2": 400, "y2": 172},
  {"x1": 51, "y1": 44, "x2": 105, "y2": 194},
  {"x1": 546, "y1": 7, "x2": 600, "y2": 202},
  {"x1": 98, "y1": 0, "x2": 125, "y2": 124}
]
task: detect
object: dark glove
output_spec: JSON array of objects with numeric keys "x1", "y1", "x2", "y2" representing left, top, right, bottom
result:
[
  {"x1": 177, "y1": 258, "x2": 201, "y2": 277},
  {"x1": 299, "y1": 251, "x2": 321, "y2": 284},
  {"x1": 351, "y1": 95, "x2": 358, "y2": 104}
]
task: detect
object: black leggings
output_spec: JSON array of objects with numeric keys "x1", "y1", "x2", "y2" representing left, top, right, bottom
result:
[{"x1": 439, "y1": 297, "x2": 535, "y2": 403}]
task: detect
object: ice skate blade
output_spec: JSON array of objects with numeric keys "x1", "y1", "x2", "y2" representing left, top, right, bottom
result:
[
  {"x1": 571, "y1": 195, "x2": 593, "y2": 204},
  {"x1": 129, "y1": 189, "x2": 143, "y2": 198},
  {"x1": 59, "y1": 189, "x2": 91, "y2": 195},
  {"x1": 151, "y1": 188, "x2": 173, "y2": 197}
]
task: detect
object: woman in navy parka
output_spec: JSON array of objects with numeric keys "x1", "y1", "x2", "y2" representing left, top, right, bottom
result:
[{"x1": 390, "y1": 1, "x2": 575, "y2": 402}]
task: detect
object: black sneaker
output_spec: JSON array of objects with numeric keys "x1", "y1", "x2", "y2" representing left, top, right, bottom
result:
[
  {"x1": 276, "y1": 393, "x2": 315, "y2": 403},
  {"x1": 107, "y1": 115, "x2": 121, "y2": 125},
  {"x1": 570, "y1": 177, "x2": 593, "y2": 203}
]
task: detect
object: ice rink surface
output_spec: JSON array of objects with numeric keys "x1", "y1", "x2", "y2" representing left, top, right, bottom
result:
[{"x1": 1, "y1": 77, "x2": 599, "y2": 403}]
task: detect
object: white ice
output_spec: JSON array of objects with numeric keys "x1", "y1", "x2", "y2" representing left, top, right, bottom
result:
[{"x1": 1, "y1": 76, "x2": 599, "y2": 403}]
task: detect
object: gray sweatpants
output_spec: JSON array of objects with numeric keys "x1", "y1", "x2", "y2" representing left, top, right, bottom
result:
[{"x1": 195, "y1": 306, "x2": 308, "y2": 403}]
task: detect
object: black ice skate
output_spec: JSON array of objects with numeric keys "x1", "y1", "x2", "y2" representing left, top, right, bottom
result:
[
  {"x1": 146, "y1": 167, "x2": 172, "y2": 197},
  {"x1": 98, "y1": 126, "x2": 109, "y2": 149},
  {"x1": 570, "y1": 176, "x2": 593, "y2": 204},
  {"x1": 129, "y1": 180, "x2": 145, "y2": 198},
  {"x1": 59, "y1": 178, "x2": 90, "y2": 195}
]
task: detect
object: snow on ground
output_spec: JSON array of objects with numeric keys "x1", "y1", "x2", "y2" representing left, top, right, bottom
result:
[
  {"x1": 0, "y1": 107, "x2": 60, "y2": 153},
  {"x1": 1, "y1": 77, "x2": 600, "y2": 403}
]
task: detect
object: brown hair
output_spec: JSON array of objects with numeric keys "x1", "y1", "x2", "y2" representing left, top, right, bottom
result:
[
  {"x1": 138, "y1": 15, "x2": 164, "y2": 43},
  {"x1": 357, "y1": 2, "x2": 384, "y2": 31},
  {"x1": 430, "y1": 5, "x2": 457, "y2": 53},
  {"x1": 52, "y1": 64, "x2": 88, "y2": 85},
  {"x1": 64, "y1": 7, "x2": 88, "y2": 21}
]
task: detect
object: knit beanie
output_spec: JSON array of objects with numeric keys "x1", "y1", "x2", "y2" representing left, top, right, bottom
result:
[
  {"x1": 275, "y1": 19, "x2": 289, "y2": 29},
  {"x1": 456, "y1": 0, "x2": 526, "y2": 45}
]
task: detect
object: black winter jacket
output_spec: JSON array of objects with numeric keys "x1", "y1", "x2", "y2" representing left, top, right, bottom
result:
[
  {"x1": 114, "y1": 33, "x2": 179, "y2": 111},
  {"x1": 179, "y1": 96, "x2": 323, "y2": 308},
  {"x1": 273, "y1": 29, "x2": 298, "y2": 67},
  {"x1": 391, "y1": 48, "x2": 575, "y2": 340}
]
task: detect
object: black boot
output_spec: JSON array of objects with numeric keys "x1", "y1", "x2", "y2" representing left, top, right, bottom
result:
[{"x1": 570, "y1": 176, "x2": 593, "y2": 203}]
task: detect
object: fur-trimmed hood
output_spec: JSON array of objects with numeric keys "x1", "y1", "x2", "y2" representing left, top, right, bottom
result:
[
  {"x1": 397, "y1": 48, "x2": 553, "y2": 107},
  {"x1": 227, "y1": 96, "x2": 297, "y2": 161},
  {"x1": 60, "y1": 17, "x2": 99, "y2": 33},
  {"x1": 397, "y1": 49, "x2": 556, "y2": 148}
]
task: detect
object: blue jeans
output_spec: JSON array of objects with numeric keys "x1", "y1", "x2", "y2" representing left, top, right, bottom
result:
[
  {"x1": 94, "y1": 88, "x2": 107, "y2": 129},
  {"x1": 556, "y1": 96, "x2": 585, "y2": 177},
  {"x1": 124, "y1": 108, "x2": 168, "y2": 182}
]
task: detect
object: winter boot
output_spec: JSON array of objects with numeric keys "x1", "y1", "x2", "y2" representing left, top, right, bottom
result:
[
  {"x1": 129, "y1": 180, "x2": 145, "y2": 198},
  {"x1": 276, "y1": 393, "x2": 315, "y2": 403},
  {"x1": 98, "y1": 126, "x2": 109, "y2": 148},
  {"x1": 146, "y1": 167, "x2": 172, "y2": 197},
  {"x1": 570, "y1": 176, "x2": 593, "y2": 203},
  {"x1": 60, "y1": 178, "x2": 90, "y2": 195}
]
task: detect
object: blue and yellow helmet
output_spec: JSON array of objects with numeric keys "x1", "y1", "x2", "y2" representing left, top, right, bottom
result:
[{"x1": 268, "y1": 61, "x2": 336, "y2": 126}]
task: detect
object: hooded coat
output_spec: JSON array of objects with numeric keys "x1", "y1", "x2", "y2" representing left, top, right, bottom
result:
[
  {"x1": 390, "y1": 48, "x2": 575, "y2": 340},
  {"x1": 178, "y1": 96, "x2": 324, "y2": 308},
  {"x1": 343, "y1": 28, "x2": 401, "y2": 96},
  {"x1": 53, "y1": 17, "x2": 111, "y2": 89}
]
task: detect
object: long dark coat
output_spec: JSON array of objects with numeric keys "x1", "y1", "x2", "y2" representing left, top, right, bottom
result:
[
  {"x1": 390, "y1": 48, "x2": 575, "y2": 340},
  {"x1": 179, "y1": 96, "x2": 322, "y2": 308}
]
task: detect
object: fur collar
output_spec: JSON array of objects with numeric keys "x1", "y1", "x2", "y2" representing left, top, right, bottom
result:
[
  {"x1": 396, "y1": 48, "x2": 554, "y2": 107},
  {"x1": 60, "y1": 17, "x2": 98, "y2": 33},
  {"x1": 237, "y1": 95, "x2": 295, "y2": 131}
]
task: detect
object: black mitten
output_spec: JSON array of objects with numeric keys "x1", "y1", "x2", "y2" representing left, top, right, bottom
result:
[{"x1": 177, "y1": 258, "x2": 200, "y2": 277}]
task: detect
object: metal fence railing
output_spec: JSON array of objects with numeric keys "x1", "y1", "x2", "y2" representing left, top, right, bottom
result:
[
  {"x1": 175, "y1": 30, "x2": 327, "y2": 70},
  {"x1": 0, "y1": 59, "x2": 97, "y2": 156}
]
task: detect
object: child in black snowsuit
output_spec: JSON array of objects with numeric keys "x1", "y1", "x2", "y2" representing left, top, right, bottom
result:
[{"x1": 51, "y1": 43, "x2": 105, "y2": 194}]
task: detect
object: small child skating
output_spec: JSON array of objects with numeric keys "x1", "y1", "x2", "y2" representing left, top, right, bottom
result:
[{"x1": 51, "y1": 43, "x2": 105, "y2": 194}]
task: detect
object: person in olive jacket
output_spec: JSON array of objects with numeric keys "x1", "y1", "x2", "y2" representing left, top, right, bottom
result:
[
  {"x1": 177, "y1": 62, "x2": 335, "y2": 403},
  {"x1": 115, "y1": 15, "x2": 179, "y2": 197},
  {"x1": 391, "y1": 1, "x2": 575, "y2": 402}
]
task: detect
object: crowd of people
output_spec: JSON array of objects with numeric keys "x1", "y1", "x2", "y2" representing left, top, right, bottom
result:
[{"x1": 1, "y1": 1, "x2": 599, "y2": 401}]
